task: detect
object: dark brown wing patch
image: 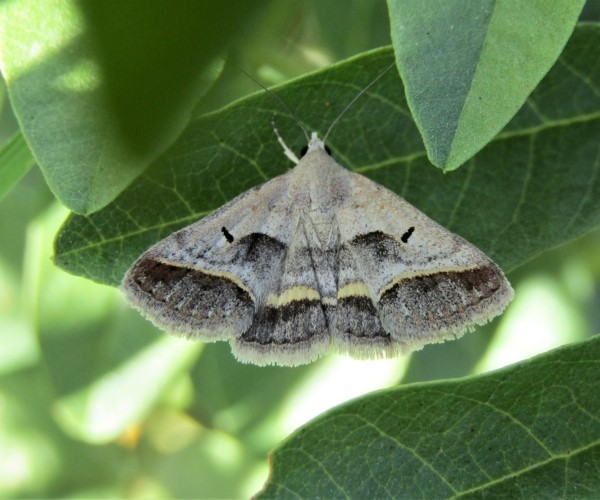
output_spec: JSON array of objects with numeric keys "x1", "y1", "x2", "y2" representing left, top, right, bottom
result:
[
  {"x1": 125, "y1": 258, "x2": 254, "y2": 340},
  {"x1": 378, "y1": 264, "x2": 507, "y2": 341}
]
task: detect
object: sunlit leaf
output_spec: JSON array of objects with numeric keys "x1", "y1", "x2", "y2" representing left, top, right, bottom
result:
[
  {"x1": 54, "y1": 335, "x2": 202, "y2": 443},
  {"x1": 259, "y1": 334, "x2": 600, "y2": 498},
  {"x1": 387, "y1": 0, "x2": 585, "y2": 170}
]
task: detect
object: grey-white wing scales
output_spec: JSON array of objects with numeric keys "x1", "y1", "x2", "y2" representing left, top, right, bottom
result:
[
  {"x1": 231, "y1": 212, "x2": 334, "y2": 366},
  {"x1": 335, "y1": 171, "x2": 514, "y2": 352},
  {"x1": 333, "y1": 241, "x2": 400, "y2": 359},
  {"x1": 122, "y1": 138, "x2": 514, "y2": 367},
  {"x1": 122, "y1": 174, "x2": 294, "y2": 341}
]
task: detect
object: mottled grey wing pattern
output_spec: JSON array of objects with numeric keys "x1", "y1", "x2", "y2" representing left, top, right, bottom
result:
[
  {"x1": 122, "y1": 137, "x2": 513, "y2": 367},
  {"x1": 122, "y1": 175, "x2": 292, "y2": 342},
  {"x1": 232, "y1": 213, "x2": 333, "y2": 365},
  {"x1": 335, "y1": 171, "x2": 514, "y2": 354}
]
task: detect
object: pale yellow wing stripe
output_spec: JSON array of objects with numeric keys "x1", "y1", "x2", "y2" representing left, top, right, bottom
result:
[
  {"x1": 266, "y1": 285, "x2": 321, "y2": 307},
  {"x1": 337, "y1": 281, "x2": 371, "y2": 299},
  {"x1": 266, "y1": 281, "x2": 375, "y2": 308}
]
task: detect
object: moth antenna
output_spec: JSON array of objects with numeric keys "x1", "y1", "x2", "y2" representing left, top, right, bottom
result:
[
  {"x1": 237, "y1": 66, "x2": 310, "y2": 142},
  {"x1": 323, "y1": 61, "x2": 396, "y2": 142}
]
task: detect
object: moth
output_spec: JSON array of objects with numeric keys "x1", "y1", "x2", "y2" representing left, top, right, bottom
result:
[{"x1": 122, "y1": 68, "x2": 514, "y2": 367}]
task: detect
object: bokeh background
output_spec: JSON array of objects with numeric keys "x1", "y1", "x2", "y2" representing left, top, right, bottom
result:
[{"x1": 1, "y1": 1, "x2": 599, "y2": 497}]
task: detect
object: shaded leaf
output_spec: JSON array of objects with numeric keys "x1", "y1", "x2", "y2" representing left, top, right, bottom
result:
[
  {"x1": 258, "y1": 334, "x2": 600, "y2": 498},
  {"x1": 387, "y1": 0, "x2": 585, "y2": 169},
  {"x1": 76, "y1": 0, "x2": 269, "y2": 157},
  {"x1": 0, "y1": 0, "x2": 149, "y2": 213},
  {"x1": 0, "y1": 1, "x2": 264, "y2": 213},
  {"x1": 54, "y1": 25, "x2": 600, "y2": 286},
  {"x1": 190, "y1": 343, "x2": 317, "y2": 436}
]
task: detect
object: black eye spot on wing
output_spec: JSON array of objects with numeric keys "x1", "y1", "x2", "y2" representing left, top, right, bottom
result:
[
  {"x1": 401, "y1": 227, "x2": 415, "y2": 243},
  {"x1": 324, "y1": 144, "x2": 331, "y2": 155},
  {"x1": 222, "y1": 227, "x2": 234, "y2": 243}
]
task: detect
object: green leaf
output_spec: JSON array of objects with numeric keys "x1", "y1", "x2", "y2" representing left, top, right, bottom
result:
[
  {"x1": 0, "y1": 133, "x2": 35, "y2": 202},
  {"x1": 75, "y1": 0, "x2": 269, "y2": 158},
  {"x1": 387, "y1": 0, "x2": 585, "y2": 170},
  {"x1": 190, "y1": 343, "x2": 318, "y2": 437},
  {"x1": 54, "y1": 25, "x2": 600, "y2": 286},
  {"x1": 0, "y1": 0, "x2": 146, "y2": 214},
  {"x1": 0, "y1": 1, "x2": 266, "y2": 214},
  {"x1": 258, "y1": 334, "x2": 600, "y2": 498}
]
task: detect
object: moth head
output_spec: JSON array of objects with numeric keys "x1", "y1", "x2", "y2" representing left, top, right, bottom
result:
[{"x1": 300, "y1": 132, "x2": 332, "y2": 158}]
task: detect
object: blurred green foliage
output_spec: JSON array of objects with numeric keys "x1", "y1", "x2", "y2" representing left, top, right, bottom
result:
[{"x1": 1, "y1": 0, "x2": 599, "y2": 497}]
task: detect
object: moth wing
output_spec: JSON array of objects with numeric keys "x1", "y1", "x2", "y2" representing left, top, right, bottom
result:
[
  {"x1": 231, "y1": 213, "x2": 334, "y2": 366},
  {"x1": 333, "y1": 240, "x2": 403, "y2": 359},
  {"x1": 337, "y1": 171, "x2": 514, "y2": 351},
  {"x1": 122, "y1": 174, "x2": 294, "y2": 341}
]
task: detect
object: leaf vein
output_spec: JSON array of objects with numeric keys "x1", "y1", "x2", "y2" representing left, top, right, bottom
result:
[
  {"x1": 558, "y1": 57, "x2": 600, "y2": 99},
  {"x1": 565, "y1": 143, "x2": 600, "y2": 232},
  {"x1": 55, "y1": 213, "x2": 205, "y2": 257},
  {"x1": 435, "y1": 391, "x2": 553, "y2": 456},
  {"x1": 353, "y1": 414, "x2": 458, "y2": 494},
  {"x1": 291, "y1": 448, "x2": 350, "y2": 498},
  {"x1": 490, "y1": 134, "x2": 536, "y2": 252},
  {"x1": 454, "y1": 440, "x2": 600, "y2": 497},
  {"x1": 446, "y1": 158, "x2": 476, "y2": 229}
]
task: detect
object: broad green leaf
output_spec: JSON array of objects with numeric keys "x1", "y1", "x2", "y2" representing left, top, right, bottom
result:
[
  {"x1": 54, "y1": 25, "x2": 600, "y2": 286},
  {"x1": 258, "y1": 334, "x2": 600, "y2": 498},
  {"x1": 387, "y1": 0, "x2": 585, "y2": 170},
  {"x1": 76, "y1": 0, "x2": 269, "y2": 157},
  {"x1": 0, "y1": 0, "x2": 149, "y2": 214},
  {"x1": 0, "y1": 1, "x2": 263, "y2": 214},
  {"x1": 0, "y1": 133, "x2": 34, "y2": 202}
]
